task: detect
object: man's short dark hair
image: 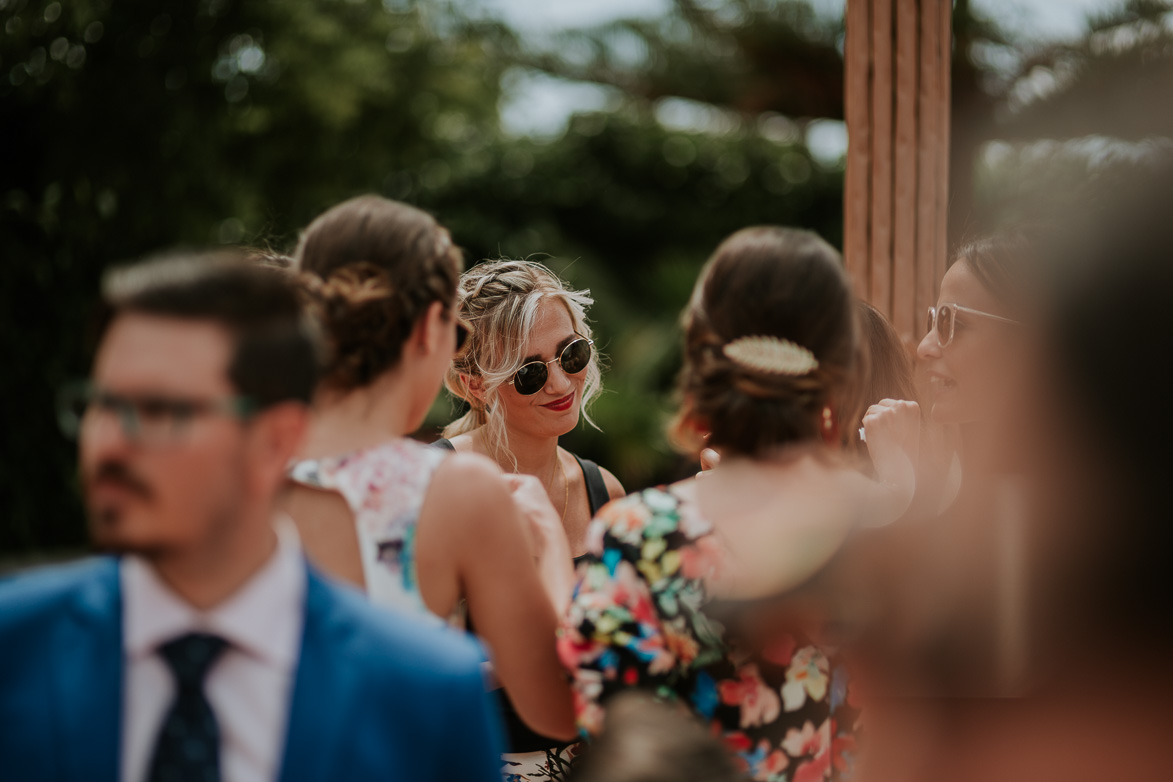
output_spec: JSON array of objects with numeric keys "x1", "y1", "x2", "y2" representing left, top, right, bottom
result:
[{"x1": 99, "y1": 250, "x2": 321, "y2": 407}]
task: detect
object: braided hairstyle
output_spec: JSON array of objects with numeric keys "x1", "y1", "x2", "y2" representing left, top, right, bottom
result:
[
  {"x1": 293, "y1": 195, "x2": 462, "y2": 391},
  {"x1": 671, "y1": 226, "x2": 857, "y2": 457},
  {"x1": 442, "y1": 259, "x2": 601, "y2": 469}
]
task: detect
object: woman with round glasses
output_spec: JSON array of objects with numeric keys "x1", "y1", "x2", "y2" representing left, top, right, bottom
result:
[
  {"x1": 917, "y1": 233, "x2": 1029, "y2": 434},
  {"x1": 862, "y1": 228, "x2": 1042, "y2": 702},
  {"x1": 279, "y1": 197, "x2": 577, "y2": 748},
  {"x1": 437, "y1": 259, "x2": 624, "y2": 779}
]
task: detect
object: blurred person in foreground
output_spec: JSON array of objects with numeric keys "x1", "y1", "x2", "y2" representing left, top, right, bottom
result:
[
  {"x1": 281, "y1": 196, "x2": 577, "y2": 747},
  {"x1": 437, "y1": 259, "x2": 625, "y2": 780},
  {"x1": 0, "y1": 253, "x2": 505, "y2": 781},
  {"x1": 862, "y1": 160, "x2": 1173, "y2": 782},
  {"x1": 559, "y1": 227, "x2": 916, "y2": 779}
]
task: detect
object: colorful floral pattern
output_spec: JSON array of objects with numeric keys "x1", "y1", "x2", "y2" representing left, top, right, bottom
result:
[
  {"x1": 560, "y1": 487, "x2": 860, "y2": 780},
  {"x1": 288, "y1": 438, "x2": 448, "y2": 622}
]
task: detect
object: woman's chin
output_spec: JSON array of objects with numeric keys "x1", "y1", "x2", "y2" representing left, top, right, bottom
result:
[
  {"x1": 523, "y1": 410, "x2": 581, "y2": 440},
  {"x1": 558, "y1": 403, "x2": 584, "y2": 432},
  {"x1": 927, "y1": 393, "x2": 965, "y2": 425}
]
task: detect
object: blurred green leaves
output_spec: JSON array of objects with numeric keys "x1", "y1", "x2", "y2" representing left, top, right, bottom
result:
[
  {"x1": 2, "y1": 0, "x2": 850, "y2": 556},
  {"x1": 1, "y1": 0, "x2": 512, "y2": 552}
]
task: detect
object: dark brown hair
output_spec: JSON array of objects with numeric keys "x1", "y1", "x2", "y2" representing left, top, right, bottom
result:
[
  {"x1": 838, "y1": 300, "x2": 917, "y2": 452},
  {"x1": 294, "y1": 195, "x2": 462, "y2": 390},
  {"x1": 952, "y1": 225, "x2": 1041, "y2": 318},
  {"x1": 672, "y1": 226, "x2": 856, "y2": 457},
  {"x1": 101, "y1": 251, "x2": 321, "y2": 407}
]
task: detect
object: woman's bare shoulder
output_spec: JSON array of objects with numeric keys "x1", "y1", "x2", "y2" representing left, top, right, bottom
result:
[{"x1": 432, "y1": 449, "x2": 505, "y2": 492}]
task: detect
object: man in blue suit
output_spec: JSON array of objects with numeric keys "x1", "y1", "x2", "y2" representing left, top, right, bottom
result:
[{"x1": 0, "y1": 252, "x2": 504, "y2": 782}]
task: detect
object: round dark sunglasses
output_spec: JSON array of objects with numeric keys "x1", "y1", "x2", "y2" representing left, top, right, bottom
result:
[{"x1": 512, "y1": 337, "x2": 594, "y2": 396}]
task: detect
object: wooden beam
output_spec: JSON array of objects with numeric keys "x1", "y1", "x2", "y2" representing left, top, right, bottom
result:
[
  {"x1": 916, "y1": 0, "x2": 941, "y2": 334},
  {"x1": 892, "y1": 0, "x2": 920, "y2": 340},
  {"x1": 936, "y1": 0, "x2": 952, "y2": 287},
  {"x1": 844, "y1": 0, "x2": 872, "y2": 299},
  {"x1": 869, "y1": 0, "x2": 894, "y2": 315},
  {"x1": 844, "y1": 0, "x2": 951, "y2": 345}
]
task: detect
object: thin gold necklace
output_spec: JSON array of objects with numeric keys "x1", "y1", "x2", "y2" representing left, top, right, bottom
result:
[{"x1": 548, "y1": 450, "x2": 569, "y2": 524}]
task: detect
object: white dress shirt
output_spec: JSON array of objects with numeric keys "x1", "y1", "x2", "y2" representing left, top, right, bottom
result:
[{"x1": 120, "y1": 522, "x2": 306, "y2": 782}]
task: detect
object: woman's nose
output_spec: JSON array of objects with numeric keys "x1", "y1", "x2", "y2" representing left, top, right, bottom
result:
[
  {"x1": 916, "y1": 329, "x2": 941, "y2": 362},
  {"x1": 544, "y1": 361, "x2": 574, "y2": 395}
]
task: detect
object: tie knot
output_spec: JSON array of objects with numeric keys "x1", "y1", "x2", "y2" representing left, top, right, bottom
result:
[{"x1": 159, "y1": 633, "x2": 227, "y2": 688}]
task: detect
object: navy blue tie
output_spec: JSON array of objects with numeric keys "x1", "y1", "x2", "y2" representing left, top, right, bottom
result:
[{"x1": 148, "y1": 633, "x2": 228, "y2": 782}]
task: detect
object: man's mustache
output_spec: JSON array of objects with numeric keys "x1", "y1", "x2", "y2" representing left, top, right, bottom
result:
[{"x1": 88, "y1": 461, "x2": 153, "y2": 500}]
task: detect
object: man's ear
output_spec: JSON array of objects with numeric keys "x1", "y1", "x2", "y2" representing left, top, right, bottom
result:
[{"x1": 247, "y1": 401, "x2": 310, "y2": 492}]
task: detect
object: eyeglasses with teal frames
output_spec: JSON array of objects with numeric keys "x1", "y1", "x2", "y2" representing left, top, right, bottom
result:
[{"x1": 56, "y1": 381, "x2": 257, "y2": 445}]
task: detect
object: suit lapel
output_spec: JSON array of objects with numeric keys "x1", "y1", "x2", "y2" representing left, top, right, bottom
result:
[
  {"x1": 277, "y1": 565, "x2": 359, "y2": 782},
  {"x1": 51, "y1": 559, "x2": 123, "y2": 782}
]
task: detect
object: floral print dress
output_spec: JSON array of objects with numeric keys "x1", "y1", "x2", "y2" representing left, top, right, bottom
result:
[
  {"x1": 288, "y1": 438, "x2": 451, "y2": 624},
  {"x1": 559, "y1": 487, "x2": 860, "y2": 782}
]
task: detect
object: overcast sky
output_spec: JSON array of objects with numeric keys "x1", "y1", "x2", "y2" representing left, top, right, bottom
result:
[
  {"x1": 479, "y1": 0, "x2": 1110, "y2": 37},
  {"x1": 477, "y1": 0, "x2": 1118, "y2": 143}
]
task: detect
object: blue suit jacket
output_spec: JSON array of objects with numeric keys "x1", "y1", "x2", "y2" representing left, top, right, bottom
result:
[{"x1": 0, "y1": 557, "x2": 505, "y2": 782}]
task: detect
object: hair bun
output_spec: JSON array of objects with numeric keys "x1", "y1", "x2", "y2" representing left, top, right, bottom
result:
[
  {"x1": 299, "y1": 262, "x2": 411, "y2": 388},
  {"x1": 671, "y1": 226, "x2": 855, "y2": 457}
]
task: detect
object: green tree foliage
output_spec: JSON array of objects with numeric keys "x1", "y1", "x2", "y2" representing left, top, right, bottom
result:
[
  {"x1": 0, "y1": 0, "x2": 508, "y2": 553},
  {"x1": 5, "y1": 0, "x2": 1155, "y2": 556},
  {"x1": 418, "y1": 111, "x2": 842, "y2": 488},
  {"x1": 995, "y1": 0, "x2": 1173, "y2": 141},
  {"x1": 0, "y1": 0, "x2": 842, "y2": 555},
  {"x1": 515, "y1": 0, "x2": 845, "y2": 120}
]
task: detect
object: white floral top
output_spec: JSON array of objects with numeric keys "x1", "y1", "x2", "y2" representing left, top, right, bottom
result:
[{"x1": 288, "y1": 438, "x2": 447, "y2": 622}]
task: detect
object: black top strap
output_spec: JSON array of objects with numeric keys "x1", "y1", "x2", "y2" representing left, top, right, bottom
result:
[
  {"x1": 574, "y1": 454, "x2": 611, "y2": 515},
  {"x1": 435, "y1": 437, "x2": 609, "y2": 513}
]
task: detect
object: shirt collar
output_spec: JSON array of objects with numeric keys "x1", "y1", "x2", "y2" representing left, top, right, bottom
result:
[{"x1": 122, "y1": 519, "x2": 306, "y2": 672}]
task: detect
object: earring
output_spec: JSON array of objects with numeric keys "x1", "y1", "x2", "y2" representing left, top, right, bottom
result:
[{"x1": 821, "y1": 405, "x2": 840, "y2": 446}]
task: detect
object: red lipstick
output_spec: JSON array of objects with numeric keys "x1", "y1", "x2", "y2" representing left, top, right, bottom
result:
[{"x1": 543, "y1": 392, "x2": 575, "y2": 412}]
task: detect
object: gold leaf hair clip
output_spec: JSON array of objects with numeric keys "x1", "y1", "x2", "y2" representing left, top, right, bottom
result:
[{"x1": 722, "y1": 336, "x2": 819, "y2": 376}]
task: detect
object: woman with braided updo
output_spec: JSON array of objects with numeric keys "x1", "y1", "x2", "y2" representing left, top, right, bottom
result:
[
  {"x1": 559, "y1": 227, "x2": 895, "y2": 779},
  {"x1": 440, "y1": 260, "x2": 624, "y2": 547},
  {"x1": 280, "y1": 196, "x2": 576, "y2": 745},
  {"x1": 436, "y1": 259, "x2": 624, "y2": 779}
]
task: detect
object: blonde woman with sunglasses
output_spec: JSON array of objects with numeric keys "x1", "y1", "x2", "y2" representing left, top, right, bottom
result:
[{"x1": 438, "y1": 259, "x2": 624, "y2": 780}]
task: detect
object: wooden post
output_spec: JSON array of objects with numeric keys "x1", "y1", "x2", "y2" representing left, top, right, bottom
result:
[{"x1": 845, "y1": 0, "x2": 952, "y2": 345}]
